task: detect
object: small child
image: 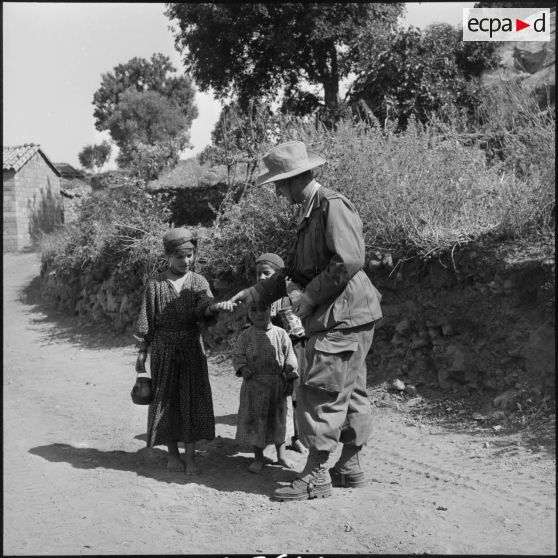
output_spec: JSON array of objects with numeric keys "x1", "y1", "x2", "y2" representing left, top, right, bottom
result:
[
  {"x1": 233, "y1": 300, "x2": 299, "y2": 473},
  {"x1": 255, "y1": 253, "x2": 307, "y2": 454}
]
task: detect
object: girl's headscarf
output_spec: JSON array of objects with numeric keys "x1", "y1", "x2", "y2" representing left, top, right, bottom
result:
[{"x1": 163, "y1": 228, "x2": 197, "y2": 254}]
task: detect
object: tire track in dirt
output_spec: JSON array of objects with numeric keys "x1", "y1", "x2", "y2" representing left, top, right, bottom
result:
[{"x1": 364, "y1": 416, "x2": 555, "y2": 519}]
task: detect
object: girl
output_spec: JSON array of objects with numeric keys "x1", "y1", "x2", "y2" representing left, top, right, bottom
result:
[
  {"x1": 255, "y1": 253, "x2": 307, "y2": 454},
  {"x1": 135, "y1": 227, "x2": 234, "y2": 474},
  {"x1": 233, "y1": 300, "x2": 299, "y2": 473}
]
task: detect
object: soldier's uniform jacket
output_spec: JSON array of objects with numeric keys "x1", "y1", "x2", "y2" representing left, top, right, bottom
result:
[{"x1": 255, "y1": 185, "x2": 382, "y2": 336}]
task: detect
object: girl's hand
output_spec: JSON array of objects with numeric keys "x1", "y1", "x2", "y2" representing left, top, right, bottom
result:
[
  {"x1": 213, "y1": 300, "x2": 237, "y2": 313},
  {"x1": 135, "y1": 353, "x2": 147, "y2": 374}
]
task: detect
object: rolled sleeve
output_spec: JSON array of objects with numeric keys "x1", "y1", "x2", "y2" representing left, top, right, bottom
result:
[{"x1": 253, "y1": 271, "x2": 287, "y2": 305}]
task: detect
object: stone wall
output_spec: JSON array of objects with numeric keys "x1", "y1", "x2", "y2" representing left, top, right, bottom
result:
[
  {"x1": 41, "y1": 265, "x2": 144, "y2": 334},
  {"x1": 3, "y1": 153, "x2": 62, "y2": 252},
  {"x1": 3, "y1": 170, "x2": 18, "y2": 251},
  {"x1": 40, "y1": 240, "x2": 555, "y2": 403},
  {"x1": 366, "y1": 250, "x2": 555, "y2": 400}
]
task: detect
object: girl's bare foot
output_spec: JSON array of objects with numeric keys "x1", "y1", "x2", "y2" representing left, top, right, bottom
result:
[
  {"x1": 183, "y1": 442, "x2": 199, "y2": 475},
  {"x1": 166, "y1": 442, "x2": 184, "y2": 471},
  {"x1": 167, "y1": 456, "x2": 186, "y2": 472},
  {"x1": 249, "y1": 459, "x2": 264, "y2": 474},
  {"x1": 184, "y1": 457, "x2": 200, "y2": 476}
]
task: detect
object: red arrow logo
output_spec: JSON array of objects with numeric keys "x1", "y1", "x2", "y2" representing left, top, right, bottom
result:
[{"x1": 516, "y1": 18, "x2": 530, "y2": 31}]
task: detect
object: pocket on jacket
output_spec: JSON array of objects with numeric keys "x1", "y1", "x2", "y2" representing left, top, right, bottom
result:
[{"x1": 303, "y1": 331, "x2": 359, "y2": 395}]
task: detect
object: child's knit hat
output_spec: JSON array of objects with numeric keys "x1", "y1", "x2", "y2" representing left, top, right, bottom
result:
[{"x1": 256, "y1": 253, "x2": 284, "y2": 270}]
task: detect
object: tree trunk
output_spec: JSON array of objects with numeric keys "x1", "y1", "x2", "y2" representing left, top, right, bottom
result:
[
  {"x1": 322, "y1": 44, "x2": 340, "y2": 113},
  {"x1": 323, "y1": 79, "x2": 340, "y2": 113}
]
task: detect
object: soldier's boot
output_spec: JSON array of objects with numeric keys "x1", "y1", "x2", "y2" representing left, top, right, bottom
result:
[
  {"x1": 273, "y1": 449, "x2": 332, "y2": 501},
  {"x1": 329, "y1": 444, "x2": 367, "y2": 488}
]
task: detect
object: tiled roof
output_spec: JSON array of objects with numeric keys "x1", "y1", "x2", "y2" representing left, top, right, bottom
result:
[
  {"x1": 3, "y1": 144, "x2": 60, "y2": 175},
  {"x1": 54, "y1": 162, "x2": 85, "y2": 179},
  {"x1": 3, "y1": 144, "x2": 41, "y2": 172}
]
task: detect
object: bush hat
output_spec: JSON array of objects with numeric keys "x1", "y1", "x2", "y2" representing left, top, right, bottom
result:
[
  {"x1": 256, "y1": 253, "x2": 285, "y2": 270},
  {"x1": 256, "y1": 141, "x2": 326, "y2": 186},
  {"x1": 163, "y1": 227, "x2": 196, "y2": 253}
]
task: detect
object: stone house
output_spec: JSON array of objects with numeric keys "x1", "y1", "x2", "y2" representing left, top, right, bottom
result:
[{"x1": 3, "y1": 144, "x2": 62, "y2": 252}]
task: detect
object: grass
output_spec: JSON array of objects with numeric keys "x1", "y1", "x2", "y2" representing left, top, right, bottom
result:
[{"x1": 40, "y1": 80, "x2": 554, "y2": 309}]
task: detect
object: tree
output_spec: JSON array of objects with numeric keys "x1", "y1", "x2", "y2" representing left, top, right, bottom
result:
[
  {"x1": 92, "y1": 53, "x2": 198, "y2": 179},
  {"x1": 348, "y1": 24, "x2": 498, "y2": 127},
  {"x1": 78, "y1": 141, "x2": 112, "y2": 174},
  {"x1": 118, "y1": 139, "x2": 185, "y2": 182},
  {"x1": 165, "y1": 3, "x2": 404, "y2": 115}
]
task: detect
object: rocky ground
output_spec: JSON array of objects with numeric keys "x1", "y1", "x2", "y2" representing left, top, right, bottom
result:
[{"x1": 3, "y1": 251, "x2": 556, "y2": 555}]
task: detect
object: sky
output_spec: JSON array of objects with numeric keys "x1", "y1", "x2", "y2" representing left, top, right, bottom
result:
[{"x1": 3, "y1": 2, "x2": 475, "y2": 169}]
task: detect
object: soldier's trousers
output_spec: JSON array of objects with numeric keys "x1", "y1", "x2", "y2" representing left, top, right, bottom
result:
[{"x1": 296, "y1": 322, "x2": 375, "y2": 453}]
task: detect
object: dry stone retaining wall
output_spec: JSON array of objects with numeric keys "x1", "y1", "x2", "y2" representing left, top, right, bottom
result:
[{"x1": 40, "y1": 239, "x2": 554, "y2": 399}]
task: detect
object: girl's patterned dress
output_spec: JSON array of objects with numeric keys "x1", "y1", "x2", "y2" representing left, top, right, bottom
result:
[
  {"x1": 135, "y1": 270, "x2": 217, "y2": 447},
  {"x1": 233, "y1": 323, "x2": 298, "y2": 447}
]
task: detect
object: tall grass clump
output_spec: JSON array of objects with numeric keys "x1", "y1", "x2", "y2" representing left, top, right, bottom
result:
[
  {"x1": 40, "y1": 185, "x2": 172, "y2": 290},
  {"x1": 202, "y1": 82, "x2": 554, "y2": 286},
  {"x1": 458, "y1": 80, "x2": 554, "y2": 237}
]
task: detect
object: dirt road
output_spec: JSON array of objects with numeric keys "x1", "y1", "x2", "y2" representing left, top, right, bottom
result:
[{"x1": 3, "y1": 252, "x2": 556, "y2": 555}]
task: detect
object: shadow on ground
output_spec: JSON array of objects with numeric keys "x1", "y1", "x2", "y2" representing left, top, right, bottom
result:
[
  {"x1": 18, "y1": 275, "x2": 132, "y2": 350},
  {"x1": 29, "y1": 435, "x2": 295, "y2": 498}
]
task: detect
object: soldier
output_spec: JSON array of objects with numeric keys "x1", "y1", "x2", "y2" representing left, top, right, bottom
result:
[{"x1": 230, "y1": 141, "x2": 382, "y2": 501}]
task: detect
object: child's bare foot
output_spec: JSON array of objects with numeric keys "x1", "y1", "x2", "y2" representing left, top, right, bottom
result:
[
  {"x1": 291, "y1": 438, "x2": 308, "y2": 454},
  {"x1": 277, "y1": 455, "x2": 295, "y2": 469},
  {"x1": 167, "y1": 456, "x2": 186, "y2": 472},
  {"x1": 276, "y1": 443, "x2": 295, "y2": 469},
  {"x1": 249, "y1": 459, "x2": 264, "y2": 474}
]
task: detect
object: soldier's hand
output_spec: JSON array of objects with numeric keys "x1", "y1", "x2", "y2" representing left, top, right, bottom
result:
[
  {"x1": 230, "y1": 287, "x2": 258, "y2": 307},
  {"x1": 293, "y1": 295, "x2": 314, "y2": 319}
]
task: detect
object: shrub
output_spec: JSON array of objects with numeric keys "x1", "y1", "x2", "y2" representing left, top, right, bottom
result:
[
  {"x1": 40, "y1": 184, "x2": 172, "y2": 287},
  {"x1": 199, "y1": 187, "x2": 297, "y2": 293},
  {"x1": 40, "y1": 82, "x2": 554, "y2": 335},
  {"x1": 200, "y1": 86, "x2": 554, "y2": 286}
]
